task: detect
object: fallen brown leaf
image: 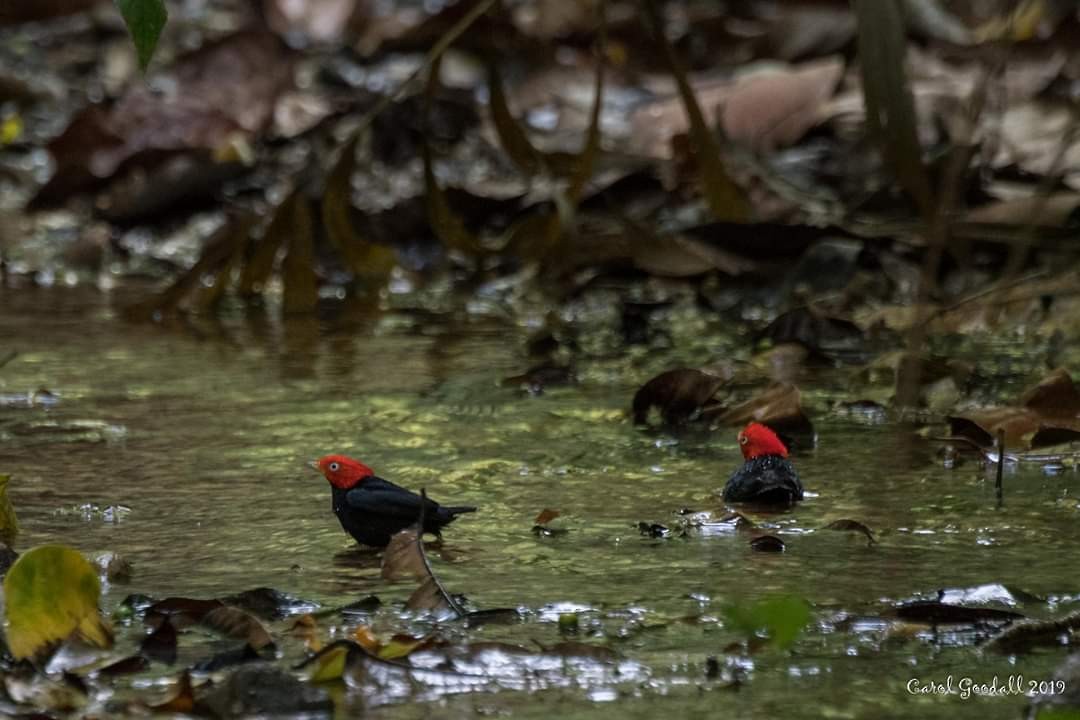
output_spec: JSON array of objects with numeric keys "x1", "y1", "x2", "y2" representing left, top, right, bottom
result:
[
  {"x1": 720, "y1": 56, "x2": 844, "y2": 153},
  {"x1": 948, "y1": 368, "x2": 1080, "y2": 450}
]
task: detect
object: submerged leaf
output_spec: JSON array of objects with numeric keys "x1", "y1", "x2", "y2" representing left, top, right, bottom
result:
[
  {"x1": 723, "y1": 595, "x2": 811, "y2": 650},
  {"x1": 4, "y1": 545, "x2": 114, "y2": 659},
  {"x1": 821, "y1": 519, "x2": 876, "y2": 546},
  {"x1": 749, "y1": 535, "x2": 786, "y2": 553}
]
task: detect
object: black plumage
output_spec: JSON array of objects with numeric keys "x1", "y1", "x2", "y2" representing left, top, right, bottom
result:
[
  {"x1": 722, "y1": 454, "x2": 803, "y2": 506},
  {"x1": 331, "y1": 475, "x2": 476, "y2": 548}
]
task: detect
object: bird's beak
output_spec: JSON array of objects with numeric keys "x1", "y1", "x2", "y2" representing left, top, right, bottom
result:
[{"x1": 307, "y1": 460, "x2": 321, "y2": 473}]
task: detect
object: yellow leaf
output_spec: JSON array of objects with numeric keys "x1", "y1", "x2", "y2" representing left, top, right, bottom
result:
[
  {"x1": 0, "y1": 474, "x2": 18, "y2": 547},
  {"x1": 352, "y1": 624, "x2": 381, "y2": 654},
  {"x1": 306, "y1": 643, "x2": 350, "y2": 682},
  {"x1": 4, "y1": 545, "x2": 113, "y2": 659},
  {"x1": 0, "y1": 114, "x2": 22, "y2": 146}
]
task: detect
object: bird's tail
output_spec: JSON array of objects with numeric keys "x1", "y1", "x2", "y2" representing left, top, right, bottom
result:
[{"x1": 446, "y1": 505, "x2": 477, "y2": 516}]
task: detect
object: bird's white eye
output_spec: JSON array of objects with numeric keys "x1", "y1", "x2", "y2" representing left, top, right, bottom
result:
[
  {"x1": 739, "y1": 435, "x2": 748, "y2": 445},
  {"x1": 329, "y1": 462, "x2": 340, "y2": 472}
]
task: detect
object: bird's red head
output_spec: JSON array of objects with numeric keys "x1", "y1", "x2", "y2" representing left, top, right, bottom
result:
[
  {"x1": 737, "y1": 423, "x2": 789, "y2": 460},
  {"x1": 311, "y1": 454, "x2": 374, "y2": 490}
]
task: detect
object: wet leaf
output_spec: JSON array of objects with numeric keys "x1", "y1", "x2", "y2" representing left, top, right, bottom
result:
[
  {"x1": 708, "y1": 382, "x2": 814, "y2": 439},
  {"x1": 289, "y1": 614, "x2": 324, "y2": 653},
  {"x1": 306, "y1": 642, "x2": 351, "y2": 682},
  {"x1": 201, "y1": 663, "x2": 332, "y2": 717},
  {"x1": 115, "y1": 0, "x2": 168, "y2": 71},
  {"x1": 983, "y1": 610, "x2": 1080, "y2": 654},
  {"x1": 148, "y1": 671, "x2": 195, "y2": 714},
  {"x1": 380, "y1": 490, "x2": 464, "y2": 617},
  {"x1": 822, "y1": 519, "x2": 876, "y2": 546},
  {"x1": 534, "y1": 509, "x2": 560, "y2": 526},
  {"x1": 632, "y1": 368, "x2": 728, "y2": 426},
  {"x1": 4, "y1": 545, "x2": 114, "y2": 659},
  {"x1": 0, "y1": 474, "x2": 18, "y2": 547},
  {"x1": 99, "y1": 654, "x2": 150, "y2": 676},
  {"x1": 641, "y1": 0, "x2": 749, "y2": 221},
  {"x1": 948, "y1": 368, "x2": 1080, "y2": 450},
  {"x1": 220, "y1": 587, "x2": 313, "y2": 620},
  {"x1": 140, "y1": 617, "x2": 178, "y2": 664},
  {"x1": 147, "y1": 596, "x2": 223, "y2": 623},
  {"x1": 888, "y1": 601, "x2": 1023, "y2": 625},
  {"x1": 638, "y1": 522, "x2": 671, "y2": 538},
  {"x1": 749, "y1": 535, "x2": 785, "y2": 553},
  {"x1": 192, "y1": 643, "x2": 264, "y2": 672},
  {"x1": 382, "y1": 527, "x2": 428, "y2": 581},
  {"x1": 723, "y1": 595, "x2": 810, "y2": 650},
  {"x1": 201, "y1": 605, "x2": 274, "y2": 650}
]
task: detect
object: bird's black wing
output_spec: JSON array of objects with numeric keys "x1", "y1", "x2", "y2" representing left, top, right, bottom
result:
[{"x1": 344, "y1": 476, "x2": 437, "y2": 522}]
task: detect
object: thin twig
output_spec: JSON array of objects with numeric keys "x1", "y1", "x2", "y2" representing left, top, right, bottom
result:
[{"x1": 416, "y1": 489, "x2": 466, "y2": 619}]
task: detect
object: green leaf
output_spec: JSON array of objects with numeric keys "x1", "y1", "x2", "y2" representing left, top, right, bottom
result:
[
  {"x1": 723, "y1": 595, "x2": 811, "y2": 650},
  {"x1": 114, "y1": 0, "x2": 168, "y2": 72},
  {"x1": 0, "y1": 474, "x2": 18, "y2": 547},
  {"x1": 4, "y1": 545, "x2": 114, "y2": 659}
]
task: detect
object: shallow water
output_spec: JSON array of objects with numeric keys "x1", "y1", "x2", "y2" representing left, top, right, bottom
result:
[{"x1": 1, "y1": 286, "x2": 1078, "y2": 718}]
